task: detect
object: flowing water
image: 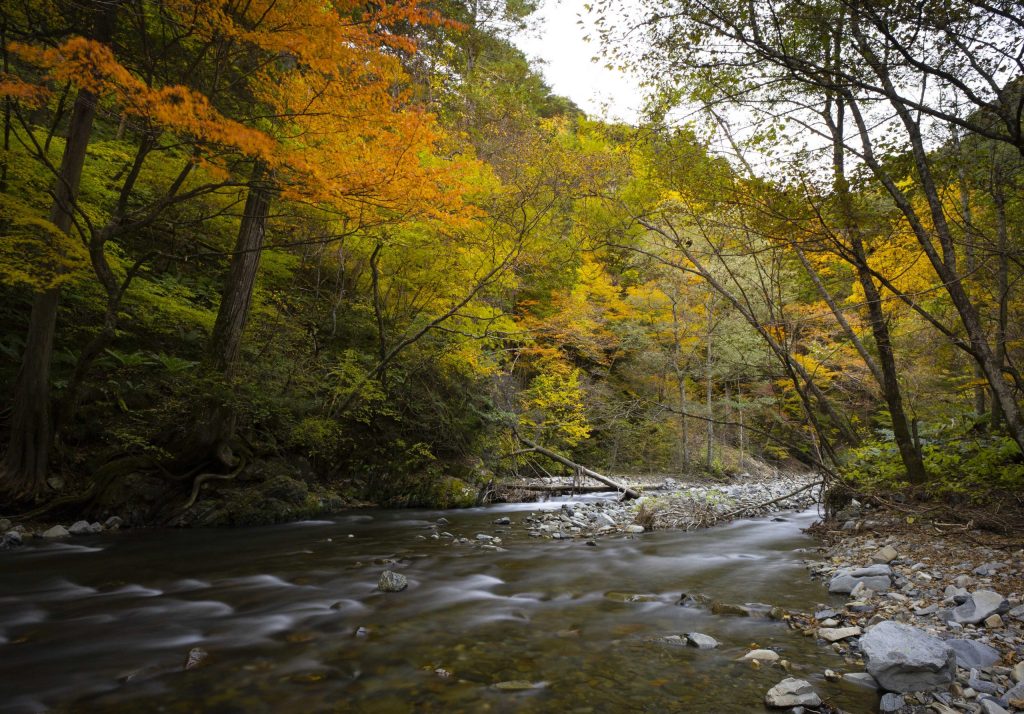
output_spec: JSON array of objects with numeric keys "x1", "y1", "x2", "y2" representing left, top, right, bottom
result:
[{"x1": 0, "y1": 498, "x2": 877, "y2": 713}]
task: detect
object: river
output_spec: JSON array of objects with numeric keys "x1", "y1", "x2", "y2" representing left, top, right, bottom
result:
[{"x1": 0, "y1": 497, "x2": 878, "y2": 712}]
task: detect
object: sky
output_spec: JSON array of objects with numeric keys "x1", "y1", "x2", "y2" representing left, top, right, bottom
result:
[{"x1": 511, "y1": 0, "x2": 646, "y2": 124}]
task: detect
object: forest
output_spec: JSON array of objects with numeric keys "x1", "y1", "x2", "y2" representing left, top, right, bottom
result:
[{"x1": 0, "y1": 0, "x2": 1022, "y2": 528}]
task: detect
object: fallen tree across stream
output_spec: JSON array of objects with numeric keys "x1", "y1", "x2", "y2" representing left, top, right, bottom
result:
[{"x1": 514, "y1": 436, "x2": 640, "y2": 500}]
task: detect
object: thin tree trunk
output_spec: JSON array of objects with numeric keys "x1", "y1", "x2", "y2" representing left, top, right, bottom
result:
[
  {"x1": 992, "y1": 179, "x2": 1010, "y2": 430},
  {"x1": 705, "y1": 299, "x2": 714, "y2": 469},
  {"x1": 209, "y1": 163, "x2": 272, "y2": 376},
  {"x1": 956, "y1": 129, "x2": 987, "y2": 419},
  {"x1": 1, "y1": 87, "x2": 100, "y2": 498}
]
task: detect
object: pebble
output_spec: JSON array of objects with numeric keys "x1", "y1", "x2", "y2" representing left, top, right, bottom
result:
[
  {"x1": 764, "y1": 678, "x2": 820, "y2": 708},
  {"x1": 685, "y1": 632, "x2": 718, "y2": 649},
  {"x1": 741, "y1": 649, "x2": 780, "y2": 662},
  {"x1": 377, "y1": 570, "x2": 408, "y2": 592}
]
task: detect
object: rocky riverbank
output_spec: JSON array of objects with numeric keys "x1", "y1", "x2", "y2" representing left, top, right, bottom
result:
[{"x1": 791, "y1": 501, "x2": 1024, "y2": 713}]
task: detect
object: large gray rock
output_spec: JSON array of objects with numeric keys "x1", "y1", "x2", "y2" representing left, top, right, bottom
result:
[
  {"x1": 860, "y1": 621, "x2": 955, "y2": 692},
  {"x1": 947, "y1": 639, "x2": 1000, "y2": 668},
  {"x1": 764, "y1": 678, "x2": 821, "y2": 708},
  {"x1": 829, "y1": 564, "x2": 893, "y2": 594},
  {"x1": 68, "y1": 520, "x2": 92, "y2": 535},
  {"x1": 377, "y1": 570, "x2": 408, "y2": 592},
  {"x1": 1, "y1": 530, "x2": 23, "y2": 549},
  {"x1": 1000, "y1": 681, "x2": 1024, "y2": 708},
  {"x1": 41, "y1": 525, "x2": 69, "y2": 538},
  {"x1": 948, "y1": 591, "x2": 1009, "y2": 625}
]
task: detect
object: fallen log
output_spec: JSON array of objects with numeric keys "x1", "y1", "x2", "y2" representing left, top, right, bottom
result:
[
  {"x1": 507, "y1": 484, "x2": 614, "y2": 494},
  {"x1": 516, "y1": 436, "x2": 640, "y2": 500},
  {"x1": 720, "y1": 480, "x2": 822, "y2": 519}
]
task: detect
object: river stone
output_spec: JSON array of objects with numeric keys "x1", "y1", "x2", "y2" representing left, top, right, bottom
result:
[
  {"x1": 68, "y1": 520, "x2": 92, "y2": 535},
  {"x1": 818, "y1": 626, "x2": 862, "y2": 642},
  {"x1": 624, "y1": 525, "x2": 645, "y2": 533},
  {"x1": 742, "y1": 649, "x2": 780, "y2": 662},
  {"x1": 184, "y1": 647, "x2": 208, "y2": 671},
  {"x1": 949, "y1": 591, "x2": 1009, "y2": 625},
  {"x1": 948, "y1": 639, "x2": 1001, "y2": 668},
  {"x1": 829, "y1": 564, "x2": 893, "y2": 594},
  {"x1": 879, "y1": 692, "x2": 905, "y2": 713},
  {"x1": 764, "y1": 678, "x2": 821, "y2": 708},
  {"x1": 861, "y1": 621, "x2": 955, "y2": 692},
  {"x1": 41, "y1": 525, "x2": 69, "y2": 538},
  {"x1": 685, "y1": 632, "x2": 718, "y2": 649},
  {"x1": 1012, "y1": 661, "x2": 1024, "y2": 683},
  {"x1": 1000, "y1": 681, "x2": 1024, "y2": 708},
  {"x1": 492, "y1": 517, "x2": 511, "y2": 525},
  {"x1": 377, "y1": 570, "x2": 408, "y2": 592},
  {"x1": 873, "y1": 545, "x2": 899, "y2": 563},
  {"x1": 843, "y1": 672, "x2": 879, "y2": 689},
  {"x1": 493, "y1": 680, "x2": 539, "y2": 691},
  {"x1": 980, "y1": 701, "x2": 1010, "y2": 714},
  {"x1": 712, "y1": 601, "x2": 772, "y2": 617}
]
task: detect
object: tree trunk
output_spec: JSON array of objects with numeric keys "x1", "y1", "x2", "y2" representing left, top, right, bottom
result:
[
  {"x1": 208, "y1": 164, "x2": 272, "y2": 377},
  {"x1": 705, "y1": 300, "x2": 714, "y2": 469},
  {"x1": 1, "y1": 88, "x2": 100, "y2": 499},
  {"x1": 517, "y1": 435, "x2": 640, "y2": 499},
  {"x1": 991, "y1": 179, "x2": 1010, "y2": 429}
]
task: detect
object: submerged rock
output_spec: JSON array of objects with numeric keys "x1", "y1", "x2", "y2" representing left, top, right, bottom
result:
[
  {"x1": 685, "y1": 632, "x2": 718, "y2": 649},
  {"x1": 377, "y1": 570, "x2": 408, "y2": 592},
  {"x1": 741, "y1": 649, "x2": 780, "y2": 662},
  {"x1": 860, "y1": 621, "x2": 955, "y2": 692},
  {"x1": 184, "y1": 647, "x2": 209, "y2": 671},
  {"x1": 764, "y1": 678, "x2": 821, "y2": 708}
]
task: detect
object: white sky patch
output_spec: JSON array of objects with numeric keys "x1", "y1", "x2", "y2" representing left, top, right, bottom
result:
[{"x1": 511, "y1": 0, "x2": 646, "y2": 124}]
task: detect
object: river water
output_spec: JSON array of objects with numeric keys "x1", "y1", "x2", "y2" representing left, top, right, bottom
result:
[{"x1": 0, "y1": 498, "x2": 878, "y2": 713}]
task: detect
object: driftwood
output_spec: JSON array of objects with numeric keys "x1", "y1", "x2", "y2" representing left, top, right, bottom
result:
[
  {"x1": 516, "y1": 436, "x2": 640, "y2": 500},
  {"x1": 721, "y1": 480, "x2": 823, "y2": 519}
]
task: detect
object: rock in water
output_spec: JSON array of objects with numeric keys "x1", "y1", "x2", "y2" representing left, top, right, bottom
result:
[
  {"x1": 741, "y1": 649, "x2": 780, "y2": 662},
  {"x1": 947, "y1": 639, "x2": 1000, "y2": 668},
  {"x1": 685, "y1": 632, "x2": 718, "y2": 649},
  {"x1": 41, "y1": 525, "x2": 70, "y2": 538},
  {"x1": 764, "y1": 678, "x2": 821, "y2": 708},
  {"x1": 828, "y1": 564, "x2": 893, "y2": 594},
  {"x1": 377, "y1": 570, "x2": 408, "y2": 592},
  {"x1": 68, "y1": 520, "x2": 92, "y2": 535},
  {"x1": 184, "y1": 647, "x2": 209, "y2": 671},
  {"x1": 949, "y1": 590, "x2": 1009, "y2": 625},
  {"x1": 860, "y1": 621, "x2": 955, "y2": 692},
  {"x1": 879, "y1": 692, "x2": 905, "y2": 713},
  {"x1": 817, "y1": 626, "x2": 862, "y2": 642}
]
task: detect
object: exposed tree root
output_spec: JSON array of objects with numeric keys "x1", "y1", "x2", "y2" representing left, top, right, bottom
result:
[{"x1": 180, "y1": 457, "x2": 247, "y2": 512}]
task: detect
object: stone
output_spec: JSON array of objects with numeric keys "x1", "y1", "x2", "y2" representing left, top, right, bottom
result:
[
  {"x1": 41, "y1": 525, "x2": 69, "y2": 538},
  {"x1": 492, "y1": 517, "x2": 511, "y2": 526},
  {"x1": 184, "y1": 647, "x2": 208, "y2": 671},
  {"x1": 967, "y1": 676, "x2": 1000, "y2": 695},
  {"x1": 984, "y1": 613, "x2": 1003, "y2": 628},
  {"x1": 493, "y1": 680, "x2": 539, "y2": 691},
  {"x1": 624, "y1": 525, "x2": 645, "y2": 533},
  {"x1": 979, "y1": 701, "x2": 1010, "y2": 714},
  {"x1": 712, "y1": 601, "x2": 772, "y2": 617},
  {"x1": 829, "y1": 564, "x2": 893, "y2": 594},
  {"x1": 475, "y1": 534, "x2": 493, "y2": 541},
  {"x1": 104, "y1": 516, "x2": 123, "y2": 529},
  {"x1": 879, "y1": 693, "x2": 904, "y2": 713},
  {"x1": 595, "y1": 513, "x2": 616, "y2": 528},
  {"x1": 68, "y1": 520, "x2": 92, "y2": 535},
  {"x1": 764, "y1": 678, "x2": 821, "y2": 708},
  {"x1": 377, "y1": 570, "x2": 408, "y2": 592},
  {"x1": 88, "y1": 522, "x2": 103, "y2": 534},
  {"x1": 685, "y1": 632, "x2": 719, "y2": 649},
  {"x1": 436, "y1": 517, "x2": 449, "y2": 525},
  {"x1": 0, "y1": 518, "x2": 10, "y2": 531},
  {"x1": 947, "y1": 639, "x2": 1001, "y2": 668},
  {"x1": 818, "y1": 626, "x2": 862, "y2": 642},
  {"x1": 1012, "y1": 661, "x2": 1024, "y2": 684},
  {"x1": 843, "y1": 672, "x2": 879, "y2": 689},
  {"x1": 742, "y1": 649, "x2": 780, "y2": 662},
  {"x1": 1000, "y1": 681, "x2": 1024, "y2": 708},
  {"x1": 949, "y1": 591, "x2": 1009, "y2": 625},
  {"x1": 860, "y1": 621, "x2": 955, "y2": 692},
  {"x1": 2, "y1": 530, "x2": 23, "y2": 548},
  {"x1": 873, "y1": 545, "x2": 899, "y2": 563}
]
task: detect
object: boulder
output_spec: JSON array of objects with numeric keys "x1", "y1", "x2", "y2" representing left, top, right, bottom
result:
[
  {"x1": 948, "y1": 591, "x2": 1009, "y2": 625},
  {"x1": 685, "y1": 633, "x2": 718, "y2": 649},
  {"x1": 860, "y1": 621, "x2": 955, "y2": 692},
  {"x1": 377, "y1": 570, "x2": 408, "y2": 592},
  {"x1": 764, "y1": 678, "x2": 821, "y2": 708},
  {"x1": 843, "y1": 672, "x2": 879, "y2": 689},
  {"x1": 979, "y1": 701, "x2": 1010, "y2": 714},
  {"x1": 947, "y1": 639, "x2": 1000, "y2": 668},
  {"x1": 68, "y1": 520, "x2": 92, "y2": 535},
  {"x1": 41, "y1": 525, "x2": 69, "y2": 538}
]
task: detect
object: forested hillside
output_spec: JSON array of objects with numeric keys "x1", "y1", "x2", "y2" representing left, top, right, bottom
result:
[{"x1": 1, "y1": 0, "x2": 1021, "y2": 526}]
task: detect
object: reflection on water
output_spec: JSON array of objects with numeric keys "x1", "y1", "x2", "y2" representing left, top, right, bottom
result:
[{"x1": 0, "y1": 500, "x2": 877, "y2": 713}]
